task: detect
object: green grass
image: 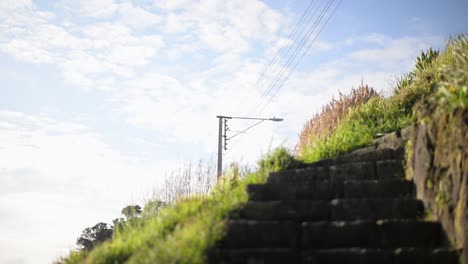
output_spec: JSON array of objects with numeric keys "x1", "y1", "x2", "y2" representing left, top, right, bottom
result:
[
  {"x1": 57, "y1": 148, "x2": 300, "y2": 264},
  {"x1": 299, "y1": 34, "x2": 467, "y2": 163},
  {"x1": 300, "y1": 97, "x2": 407, "y2": 162}
]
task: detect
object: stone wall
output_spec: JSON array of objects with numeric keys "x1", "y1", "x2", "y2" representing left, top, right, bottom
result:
[{"x1": 406, "y1": 109, "x2": 468, "y2": 263}]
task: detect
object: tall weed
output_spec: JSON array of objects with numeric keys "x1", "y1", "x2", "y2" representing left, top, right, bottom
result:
[{"x1": 297, "y1": 85, "x2": 379, "y2": 156}]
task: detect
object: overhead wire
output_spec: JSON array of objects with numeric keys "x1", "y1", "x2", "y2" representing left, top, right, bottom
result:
[
  {"x1": 252, "y1": 0, "x2": 318, "y2": 93},
  {"x1": 245, "y1": 0, "x2": 335, "y2": 118},
  {"x1": 235, "y1": 0, "x2": 319, "y2": 117},
  {"x1": 224, "y1": 0, "x2": 322, "y2": 157},
  {"x1": 256, "y1": 0, "x2": 343, "y2": 116},
  {"x1": 224, "y1": 0, "x2": 342, "y2": 157},
  {"x1": 228, "y1": 120, "x2": 265, "y2": 140}
]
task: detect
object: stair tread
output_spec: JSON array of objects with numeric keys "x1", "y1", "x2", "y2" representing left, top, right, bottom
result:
[
  {"x1": 248, "y1": 179, "x2": 415, "y2": 200},
  {"x1": 238, "y1": 198, "x2": 424, "y2": 221},
  {"x1": 212, "y1": 248, "x2": 459, "y2": 264}
]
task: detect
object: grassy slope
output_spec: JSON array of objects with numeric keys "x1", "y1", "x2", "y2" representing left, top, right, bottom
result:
[
  {"x1": 299, "y1": 35, "x2": 467, "y2": 162},
  {"x1": 58, "y1": 148, "x2": 300, "y2": 264},
  {"x1": 59, "y1": 35, "x2": 467, "y2": 264}
]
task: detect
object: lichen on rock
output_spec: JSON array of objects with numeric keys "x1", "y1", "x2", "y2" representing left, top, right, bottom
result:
[{"x1": 406, "y1": 105, "x2": 467, "y2": 263}]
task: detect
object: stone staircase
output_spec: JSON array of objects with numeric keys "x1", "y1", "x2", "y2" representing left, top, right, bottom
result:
[{"x1": 210, "y1": 146, "x2": 460, "y2": 264}]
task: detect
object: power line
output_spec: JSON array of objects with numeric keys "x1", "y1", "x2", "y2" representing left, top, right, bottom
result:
[
  {"x1": 256, "y1": 0, "x2": 342, "y2": 117},
  {"x1": 225, "y1": 0, "x2": 342, "y2": 157},
  {"x1": 235, "y1": 0, "x2": 320, "y2": 117},
  {"x1": 226, "y1": 1, "x2": 324, "y2": 157},
  {"x1": 245, "y1": 0, "x2": 335, "y2": 118},
  {"x1": 228, "y1": 120, "x2": 265, "y2": 140},
  {"x1": 253, "y1": 0, "x2": 318, "y2": 93}
]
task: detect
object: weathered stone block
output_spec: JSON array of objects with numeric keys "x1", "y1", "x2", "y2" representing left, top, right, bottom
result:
[
  {"x1": 303, "y1": 249, "x2": 392, "y2": 264},
  {"x1": 330, "y1": 161, "x2": 376, "y2": 181},
  {"x1": 222, "y1": 220, "x2": 297, "y2": 249},
  {"x1": 301, "y1": 221, "x2": 379, "y2": 249},
  {"x1": 343, "y1": 179, "x2": 415, "y2": 198},
  {"x1": 376, "y1": 159, "x2": 405, "y2": 179}
]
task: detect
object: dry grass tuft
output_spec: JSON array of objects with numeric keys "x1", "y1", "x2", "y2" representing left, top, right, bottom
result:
[{"x1": 297, "y1": 85, "x2": 380, "y2": 155}]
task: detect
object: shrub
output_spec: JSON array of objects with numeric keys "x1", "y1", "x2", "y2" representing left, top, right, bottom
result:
[
  {"x1": 258, "y1": 147, "x2": 302, "y2": 177},
  {"x1": 434, "y1": 35, "x2": 468, "y2": 110},
  {"x1": 297, "y1": 85, "x2": 379, "y2": 156}
]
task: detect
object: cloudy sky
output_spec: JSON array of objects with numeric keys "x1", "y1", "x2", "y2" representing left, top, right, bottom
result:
[{"x1": 0, "y1": 0, "x2": 467, "y2": 263}]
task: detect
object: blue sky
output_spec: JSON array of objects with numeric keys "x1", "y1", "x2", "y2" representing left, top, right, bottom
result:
[{"x1": 0, "y1": 0, "x2": 467, "y2": 263}]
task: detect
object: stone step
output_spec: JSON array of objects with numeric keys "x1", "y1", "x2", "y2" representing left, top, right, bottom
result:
[
  {"x1": 237, "y1": 199, "x2": 424, "y2": 221},
  {"x1": 221, "y1": 220, "x2": 442, "y2": 250},
  {"x1": 301, "y1": 147, "x2": 401, "y2": 169},
  {"x1": 248, "y1": 179, "x2": 414, "y2": 201},
  {"x1": 209, "y1": 248, "x2": 298, "y2": 264},
  {"x1": 302, "y1": 220, "x2": 443, "y2": 249},
  {"x1": 268, "y1": 159, "x2": 404, "y2": 184},
  {"x1": 220, "y1": 220, "x2": 297, "y2": 249},
  {"x1": 303, "y1": 248, "x2": 459, "y2": 264},
  {"x1": 333, "y1": 147, "x2": 401, "y2": 164},
  {"x1": 210, "y1": 248, "x2": 459, "y2": 264}
]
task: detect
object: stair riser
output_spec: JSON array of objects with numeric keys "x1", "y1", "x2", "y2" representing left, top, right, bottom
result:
[
  {"x1": 302, "y1": 148, "x2": 402, "y2": 168},
  {"x1": 248, "y1": 180, "x2": 415, "y2": 201},
  {"x1": 210, "y1": 249, "x2": 459, "y2": 264},
  {"x1": 239, "y1": 200, "x2": 424, "y2": 221},
  {"x1": 209, "y1": 250, "x2": 298, "y2": 264},
  {"x1": 221, "y1": 221, "x2": 297, "y2": 249},
  {"x1": 268, "y1": 160, "x2": 404, "y2": 184},
  {"x1": 303, "y1": 249, "x2": 459, "y2": 264},
  {"x1": 302, "y1": 221, "x2": 442, "y2": 249},
  {"x1": 222, "y1": 221, "x2": 442, "y2": 249},
  {"x1": 303, "y1": 250, "x2": 392, "y2": 264}
]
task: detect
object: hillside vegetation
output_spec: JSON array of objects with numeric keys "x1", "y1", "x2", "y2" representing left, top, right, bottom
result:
[{"x1": 58, "y1": 34, "x2": 467, "y2": 264}]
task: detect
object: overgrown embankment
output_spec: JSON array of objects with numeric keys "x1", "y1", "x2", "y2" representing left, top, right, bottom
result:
[
  {"x1": 57, "y1": 149, "x2": 301, "y2": 264},
  {"x1": 298, "y1": 34, "x2": 467, "y2": 263},
  {"x1": 58, "y1": 35, "x2": 467, "y2": 264},
  {"x1": 405, "y1": 35, "x2": 468, "y2": 262}
]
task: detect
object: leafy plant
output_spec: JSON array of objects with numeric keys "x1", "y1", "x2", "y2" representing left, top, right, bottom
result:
[
  {"x1": 258, "y1": 147, "x2": 302, "y2": 177},
  {"x1": 297, "y1": 85, "x2": 379, "y2": 156},
  {"x1": 415, "y1": 48, "x2": 440, "y2": 73},
  {"x1": 434, "y1": 35, "x2": 468, "y2": 110}
]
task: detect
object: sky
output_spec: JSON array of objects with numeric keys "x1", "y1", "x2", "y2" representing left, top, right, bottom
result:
[{"x1": 0, "y1": 0, "x2": 467, "y2": 263}]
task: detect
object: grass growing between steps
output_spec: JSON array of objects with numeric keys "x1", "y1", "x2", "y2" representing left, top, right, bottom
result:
[
  {"x1": 298, "y1": 34, "x2": 467, "y2": 163},
  {"x1": 57, "y1": 148, "x2": 301, "y2": 264}
]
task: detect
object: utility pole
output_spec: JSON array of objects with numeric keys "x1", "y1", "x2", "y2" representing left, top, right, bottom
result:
[
  {"x1": 216, "y1": 115, "x2": 283, "y2": 180},
  {"x1": 217, "y1": 116, "x2": 224, "y2": 179}
]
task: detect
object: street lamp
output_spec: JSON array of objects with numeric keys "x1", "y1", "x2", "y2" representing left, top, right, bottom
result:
[{"x1": 216, "y1": 115, "x2": 284, "y2": 180}]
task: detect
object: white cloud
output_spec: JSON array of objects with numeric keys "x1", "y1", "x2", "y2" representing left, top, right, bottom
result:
[
  {"x1": 0, "y1": 4, "x2": 166, "y2": 87},
  {"x1": 0, "y1": 0, "x2": 286, "y2": 91},
  {"x1": 59, "y1": 0, "x2": 118, "y2": 18},
  {"x1": 0, "y1": 111, "x2": 180, "y2": 264},
  {"x1": 165, "y1": 13, "x2": 192, "y2": 33},
  {"x1": 117, "y1": 3, "x2": 162, "y2": 29},
  {"x1": 346, "y1": 35, "x2": 443, "y2": 71},
  {"x1": 2, "y1": 39, "x2": 55, "y2": 63},
  {"x1": 156, "y1": 0, "x2": 287, "y2": 54},
  {"x1": 155, "y1": 0, "x2": 193, "y2": 11},
  {"x1": 199, "y1": 23, "x2": 250, "y2": 53}
]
